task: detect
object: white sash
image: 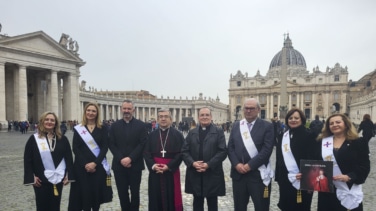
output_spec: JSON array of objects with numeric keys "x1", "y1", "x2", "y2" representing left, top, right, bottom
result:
[
  {"x1": 34, "y1": 134, "x2": 66, "y2": 184},
  {"x1": 281, "y1": 130, "x2": 300, "y2": 190},
  {"x1": 322, "y1": 136, "x2": 363, "y2": 210},
  {"x1": 239, "y1": 119, "x2": 274, "y2": 186},
  {"x1": 75, "y1": 124, "x2": 111, "y2": 175}
]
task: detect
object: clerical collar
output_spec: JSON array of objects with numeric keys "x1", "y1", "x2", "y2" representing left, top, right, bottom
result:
[
  {"x1": 200, "y1": 124, "x2": 211, "y2": 131},
  {"x1": 123, "y1": 117, "x2": 133, "y2": 124},
  {"x1": 160, "y1": 127, "x2": 170, "y2": 131}
]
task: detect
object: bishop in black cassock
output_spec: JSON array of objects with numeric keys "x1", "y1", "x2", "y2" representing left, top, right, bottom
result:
[{"x1": 143, "y1": 109, "x2": 184, "y2": 211}]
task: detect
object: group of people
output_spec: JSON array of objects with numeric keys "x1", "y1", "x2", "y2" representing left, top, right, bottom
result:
[
  {"x1": 23, "y1": 98, "x2": 370, "y2": 211},
  {"x1": 275, "y1": 109, "x2": 370, "y2": 211}
]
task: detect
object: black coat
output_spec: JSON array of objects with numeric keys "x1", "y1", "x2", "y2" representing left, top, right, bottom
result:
[
  {"x1": 182, "y1": 124, "x2": 227, "y2": 197},
  {"x1": 68, "y1": 125, "x2": 112, "y2": 210},
  {"x1": 24, "y1": 134, "x2": 74, "y2": 184},
  {"x1": 275, "y1": 125, "x2": 317, "y2": 211},
  {"x1": 357, "y1": 119, "x2": 374, "y2": 142},
  {"x1": 109, "y1": 118, "x2": 148, "y2": 172},
  {"x1": 316, "y1": 137, "x2": 370, "y2": 211}
]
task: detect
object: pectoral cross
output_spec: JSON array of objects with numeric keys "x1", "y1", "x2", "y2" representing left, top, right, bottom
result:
[{"x1": 161, "y1": 150, "x2": 166, "y2": 158}]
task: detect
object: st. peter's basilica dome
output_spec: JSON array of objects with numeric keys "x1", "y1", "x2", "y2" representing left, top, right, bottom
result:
[{"x1": 268, "y1": 34, "x2": 307, "y2": 76}]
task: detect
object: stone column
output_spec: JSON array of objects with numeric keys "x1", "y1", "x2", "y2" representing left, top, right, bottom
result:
[
  {"x1": 17, "y1": 65, "x2": 28, "y2": 121},
  {"x1": 63, "y1": 73, "x2": 80, "y2": 121},
  {"x1": 105, "y1": 104, "x2": 109, "y2": 120},
  {"x1": 172, "y1": 108, "x2": 176, "y2": 123},
  {"x1": 0, "y1": 62, "x2": 7, "y2": 131},
  {"x1": 311, "y1": 92, "x2": 316, "y2": 118},
  {"x1": 148, "y1": 106, "x2": 151, "y2": 121},
  {"x1": 50, "y1": 70, "x2": 59, "y2": 115},
  {"x1": 58, "y1": 76, "x2": 63, "y2": 119},
  {"x1": 118, "y1": 105, "x2": 121, "y2": 120},
  {"x1": 297, "y1": 92, "x2": 300, "y2": 109},
  {"x1": 135, "y1": 107, "x2": 138, "y2": 119},
  {"x1": 111, "y1": 105, "x2": 114, "y2": 120},
  {"x1": 142, "y1": 107, "x2": 145, "y2": 121},
  {"x1": 100, "y1": 104, "x2": 104, "y2": 121},
  {"x1": 179, "y1": 108, "x2": 182, "y2": 123},
  {"x1": 80, "y1": 101, "x2": 84, "y2": 121}
]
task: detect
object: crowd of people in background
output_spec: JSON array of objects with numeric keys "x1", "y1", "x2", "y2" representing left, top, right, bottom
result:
[{"x1": 18, "y1": 98, "x2": 373, "y2": 211}]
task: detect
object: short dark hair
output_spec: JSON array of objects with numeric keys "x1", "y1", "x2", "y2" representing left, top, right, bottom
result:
[{"x1": 285, "y1": 108, "x2": 306, "y2": 126}]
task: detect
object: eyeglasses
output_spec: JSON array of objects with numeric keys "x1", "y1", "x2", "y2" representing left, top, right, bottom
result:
[
  {"x1": 244, "y1": 107, "x2": 257, "y2": 111},
  {"x1": 158, "y1": 115, "x2": 170, "y2": 119}
]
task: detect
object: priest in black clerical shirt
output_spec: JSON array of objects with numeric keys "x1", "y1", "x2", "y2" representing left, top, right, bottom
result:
[
  {"x1": 144, "y1": 108, "x2": 185, "y2": 211},
  {"x1": 182, "y1": 107, "x2": 227, "y2": 211}
]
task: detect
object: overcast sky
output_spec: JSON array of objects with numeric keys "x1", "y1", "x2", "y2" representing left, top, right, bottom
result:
[{"x1": 2, "y1": 0, "x2": 376, "y2": 103}]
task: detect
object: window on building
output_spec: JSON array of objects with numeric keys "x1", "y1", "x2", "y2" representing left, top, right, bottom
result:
[
  {"x1": 251, "y1": 82, "x2": 254, "y2": 86},
  {"x1": 319, "y1": 78, "x2": 323, "y2": 83},
  {"x1": 334, "y1": 75, "x2": 339, "y2": 81},
  {"x1": 304, "y1": 108, "x2": 311, "y2": 120},
  {"x1": 274, "y1": 81, "x2": 278, "y2": 84},
  {"x1": 237, "y1": 96, "x2": 241, "y2": 104},
  {"x1": 260, "y1": 95, "x2": 266, "y2": 104},
  {"x1": 260, "y1": 110, "x2": 266, "y2": 119},
  {"x1": 261, "y1": 82, "x2": 265, "y2": 85},
  {"x1": 293, "y1": 79, "x2": 296, "y2": 83},
  {"x1": 292, "y1": 94, "x2": 297, "y2": 102},
  {"x1": 305, "y1": 93, "x2": 311, "y2": 102},
  {"x1": 334, "y1": 92, "x2": 339, "y2": 101},
  {"x1": 306, "y1": 79, "x2": 310, "y2": 83},
  {"x1": 237, "y1": 81, "x2": 241, "y2": 86}
]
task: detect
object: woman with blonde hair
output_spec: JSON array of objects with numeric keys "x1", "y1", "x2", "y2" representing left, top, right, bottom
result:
[
  {"x1": 68, "y1": 102, "x2": 112, "y2": 211},
  {"x1": 316, "y1": 113, "x2": 370, "y2": 211},
  {"x1": 24, "y1": 111, "x2": 74, "y2": 211}
]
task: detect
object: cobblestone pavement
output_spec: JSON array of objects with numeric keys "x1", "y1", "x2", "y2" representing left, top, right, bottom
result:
[{"x1": 0, "y1": 131, "x2": 374, "y2": 211}]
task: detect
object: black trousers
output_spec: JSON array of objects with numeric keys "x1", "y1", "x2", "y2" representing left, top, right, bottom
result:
[
  {"x1": 232, "y1": 172, "x2": 271, "y2": 211},
  {"x1": 33, "y1": 182, "x2": 63, "y2": 211},
  {"x1": 114, "y1": 169, "x2": 142, "y2": 211},
  {"x1": 193, "y1": 195, "x2": 218, "y2": 211}
]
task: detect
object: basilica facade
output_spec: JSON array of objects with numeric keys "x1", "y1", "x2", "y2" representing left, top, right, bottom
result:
[{"x1": 228, "y1": 35, "x2": 349, "y2": 122}]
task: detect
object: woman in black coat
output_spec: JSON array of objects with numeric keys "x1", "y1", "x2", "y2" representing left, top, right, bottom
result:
[
  {"x1": 68, "y1": 102, "x2": 112, "y2": 211},
  {"x1": 24, "y1": 111, "x2": 74, "y2": 211},
  {"x1": 316, "y1": 113, "x2": 370, "y2": 211},
  {"x1": 275, "y1": 108, "x2": 317, "y2": 211}
]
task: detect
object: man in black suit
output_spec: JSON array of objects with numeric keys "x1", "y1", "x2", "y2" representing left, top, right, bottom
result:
[
  {"x1": 109, "y1": 100, "x2": 148, "y2": 211},
  {"x1": 228, "y1": 98, "x2": 274, "y2": 211}
]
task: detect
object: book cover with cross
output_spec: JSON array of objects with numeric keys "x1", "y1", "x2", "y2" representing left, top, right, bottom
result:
[{"x1": 300, "y1": 160, "x2": 334, "y2": 192}]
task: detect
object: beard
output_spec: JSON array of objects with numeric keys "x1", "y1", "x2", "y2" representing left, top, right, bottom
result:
[{"x1": 123, "y1": 112, "x2": 132, "y2": 118}]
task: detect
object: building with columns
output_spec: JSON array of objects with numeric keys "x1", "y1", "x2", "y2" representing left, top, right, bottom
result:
[
  {"x1": 0, "y1": 30, "x2": 228, "y2": 131},
  {"x1": 79, "y1": 87, "x2": 228, "y2": 125},
  {"x1": 348, "y1": 69, "x2": 376, "y2": 124},
  {"x1": 229, "y1": 35, "x2": 349, "y2": 122},
  {"x1": 0, "y1": 31, "x2": 85, "y2": 131}
]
